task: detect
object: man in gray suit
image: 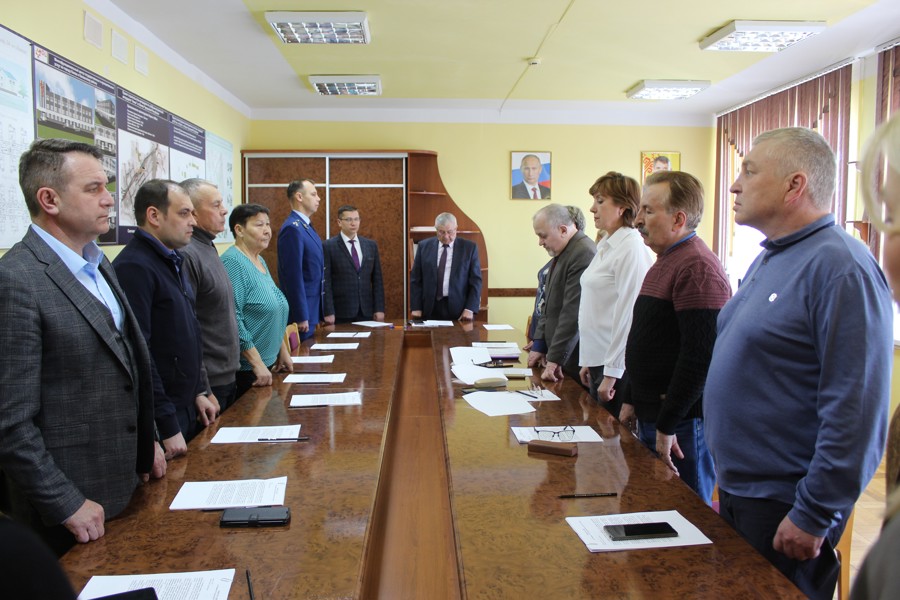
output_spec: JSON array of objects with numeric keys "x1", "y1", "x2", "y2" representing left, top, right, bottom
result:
[
  {"x1": 527, "y1": 203, "x2": 596, "y2": 382},
  {"x1": 0, "y1": 139, "x2": 164, "y2": 555},
  {"x1": 323, "y1": 205, "x2": 385, "y2": 324}
]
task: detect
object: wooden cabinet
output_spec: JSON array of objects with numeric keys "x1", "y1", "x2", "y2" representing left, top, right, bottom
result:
[{"x1": 242, "y1": 150, "x2": 488, "y2": 319}]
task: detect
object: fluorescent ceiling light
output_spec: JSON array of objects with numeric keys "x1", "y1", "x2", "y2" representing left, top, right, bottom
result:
[
  {"x1": 700, "y1": 20, "x2": 826, "y2": 52},
  {"x1": 626, "y1": 80, "x2": 710, "y2": 100},
  {"x1": 265, "y1": 11, "x2": 370, "y2": 44},
  {"x1": 309, "y1": 75, "x2": 382, "y2": 96}
]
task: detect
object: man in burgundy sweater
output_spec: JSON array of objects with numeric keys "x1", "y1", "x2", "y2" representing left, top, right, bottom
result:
[{"x1": 619, "y1": 171, "x2": 732, "y2": 504}]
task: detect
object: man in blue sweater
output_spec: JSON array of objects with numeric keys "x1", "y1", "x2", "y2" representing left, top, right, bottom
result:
[{"x1": 705, "y1": 127, "x2": 893, "y2": 600}]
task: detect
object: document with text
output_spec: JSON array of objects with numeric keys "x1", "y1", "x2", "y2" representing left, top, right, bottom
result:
[
  {"x1": 471, "y1": 341, "x2": 522, "y2": 359},
  {"x1": 451, "y1": 363, "x2": 509, "y2": 385},
  {"x1": 311, "y1": 342, "x2": 360, "y2": 350},
  {"x1": 327, "y1": 332, "x2": 371, "y2": 338},
  {"x1": 449, "y1": 346, "x2": 493, "y2": 365},
  {"x1": 79, "y1": 568, "x2": 235, "y2": 600},
  {"x1": 566, "y1": 510, "x2": 712, "y2": 552},
  {"x1": 169, "y1": 477, "x2": 287, "y2": 510},
  {"x1": 284, "y1": 373, "x2": 346, "y2": 384},
  {"x1": 352, "y1": 320, "x2": 392, "y2": 327},
  {"x1": 211, "y1": 425, "x2": 302, "y2": 444},
  {"x1": 483, "y1": 323, "x2": 514, "y2": 330},
  {"x1": 511, "y1": 426, "x2": 603, "y2": 443},
  {"x1": 290, "y1": 391, "x2": 362, "y2": 408},
  {"x1": 291, "y1": 355, "x2": 334, "y2": 364},
  {"x1": 410, "y1": 319, "x2": 454, "y2": 327}
]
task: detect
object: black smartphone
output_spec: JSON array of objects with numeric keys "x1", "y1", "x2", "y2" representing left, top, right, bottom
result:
[
  {"x1": 603, "y1": 522, "x2": 678, "y2": 541},
  {"x1": 220, "y1": 506, "x2": 291, "y2": 528}
]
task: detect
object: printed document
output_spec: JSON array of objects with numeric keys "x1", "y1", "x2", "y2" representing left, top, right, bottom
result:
[
  {"x1": 291, "y1": 355, "x2": 334, "y2": 364},
  {"x1": 169, "y1": 477, "x2": 287, "y2": 510},
  {"x1": 353, "y1": 320, "x2": 392, "y2": 327},
  {"x1": 511, "y1": 426, "x2": 603, "y2": 443},
  {"x1": 566, "y1": 510, "x2": 712, "y2": 552},
  {"x1": 483, "y1": 324, "x2": 514, "y2": 330},
  {"x1": 449, "y1": 346, "x2": 493, "y2": 365},
  {"x1": 211, "y1": 425, "x2": 302, "y2": 444},
  {"x1": 311, "y1": 342, "x2": 360, "y2": 350},
  {"x1": 284, "y1": 373, "x2": 346, "y2": 384},
  {"x1": 79, "y1": 568, "x2": 235, "y2": 600},
  {"x1": 290, "y1": 391, "x2": 362, "y2": 408},
  {"x1": 327, "y1": 332, "x2": 371, "y2": 338},
  {"x1": 451, "y1": 363, "x2": 508, "y2": 385}
]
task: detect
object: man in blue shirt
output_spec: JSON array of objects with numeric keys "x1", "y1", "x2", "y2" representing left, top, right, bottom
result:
[{"x1": 705, "y1": 127, "x2": 893, "y2": 600}]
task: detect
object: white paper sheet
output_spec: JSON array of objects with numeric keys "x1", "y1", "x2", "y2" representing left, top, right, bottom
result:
[
  {"x1": 462, "y1": 391, "x2": 536, "y2": 416},
  {"x1": 501, "y1": 368, "x2": 533, "y2": 378},
  {"x1": 327, "y1": 332, "x2": 371, "y2": 338},
  {"x1": 451, "y1": 364, "x2": 509, "y2": 385},
  {"x1": 471, "y1": 341, "x2": 521, "y2": 358},
  {"x1": 511, "y1": 426, "x2": 603, "y2": 443},
  {"x1": 566, "y1": 510, "x2": 712, "y2": 552},
  {"x1": 169, "y1": 477, "x2": 287, "y2": 510},
  {"x1": 410, "y1": 319, "x2": 454, "y2": 327},
  {"x1": 290, "y1": 391, "x2": 362, "y2": 407},
  {"x1": 449, "y1": 346, "x2": 493, "y2": 366},
  {"x1": 512, "y1": 388, "x2": 560, "y2": 401},
  {"x1": 483, "y1": 324, "x2": 514, "y2": 330},
  {"x1": 353, "y1": 320, "x2": 393, "y2": 328},
  {"x1": 291, "y1": 355, "x2": 334, "y2": 364},
  {"x1": 310, "y1": 343, "x2": 360, "y2": 350},
  {"x1": 211, "y1": 425, "x2": 302, "y2": 444},
  {"x1": 284, "y1": 373, "x2": 347, "y2": 384},
  {"x1": 79, "y1": 569, "x2": 235, "y2": 600}
]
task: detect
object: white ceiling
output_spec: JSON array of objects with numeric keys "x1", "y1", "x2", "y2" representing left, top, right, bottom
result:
[{"x1": 94, "y1": 0, "x2": 900, "y2": 126}]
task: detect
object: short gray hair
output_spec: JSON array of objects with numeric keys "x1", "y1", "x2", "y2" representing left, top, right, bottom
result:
[
  {"x1": 434, "y1": 212, "x2": 457, "y2": 228},
  {"x1": 752, "y1": 127, "x2": 836, "y2": 211},
  {"x1": 566, "y1": 205, "x2": 586, "y2": 231},
  {"x1": 179, "y1": 178, "x2": 217, "y2": 197},
  {"x1": 533, "y1": 203, "x2": 574, "y2": 228}
]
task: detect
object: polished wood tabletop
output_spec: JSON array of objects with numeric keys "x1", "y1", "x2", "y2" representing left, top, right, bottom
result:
[{"x1": 60, "y1": 322, "x2": 805, "y2": 599}]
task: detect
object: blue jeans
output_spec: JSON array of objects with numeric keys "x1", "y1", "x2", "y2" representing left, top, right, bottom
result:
[{"x1": 637, "y1": 418, "x2": 715, "y2": 505}]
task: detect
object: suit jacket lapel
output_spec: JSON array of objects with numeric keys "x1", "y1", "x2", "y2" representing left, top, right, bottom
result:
[{"x1": 26, "y1": 230, "x2": 133, "y2": 374}]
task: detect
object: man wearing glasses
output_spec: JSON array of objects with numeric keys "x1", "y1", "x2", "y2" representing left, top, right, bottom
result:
[
  {"x1": 410, "y1": 212, "x2": 482, "y2": 321},
  {"x1": 323, "y1": 205, "x2": 385, "y2": 324}
]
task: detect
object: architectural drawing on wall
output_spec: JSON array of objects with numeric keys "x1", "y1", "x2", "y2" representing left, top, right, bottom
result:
[
  {"x1": 169, "y1": 148, "x2": 203, "y2": 182},
  {"x1": 205, "y1": 131, "x2": 234, "y2": 243},
  {"x1": 117, "y1": 130, "x2": 168, "y2": 227},
  {"x1": 33, "y1": 63, "x2": 94, "y2": 143},
  {"x1": 0, "y1": 25, "x2": 35, "y2": 249}
]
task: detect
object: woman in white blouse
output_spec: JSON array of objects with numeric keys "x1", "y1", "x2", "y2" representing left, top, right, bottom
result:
[{"x1": 578, "y1": 172, "x2": 654, "y2": 418}]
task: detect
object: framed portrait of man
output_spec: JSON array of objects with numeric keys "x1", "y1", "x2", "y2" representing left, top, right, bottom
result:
[
  {"x1": 640, "y1": 151, "x2": 680, "y2": 183},
  {"x1": 511, "y1": 151, "x2": 552, "y2": 200}
]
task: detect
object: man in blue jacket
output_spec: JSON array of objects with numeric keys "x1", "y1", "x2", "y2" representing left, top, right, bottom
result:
[
  {"x1": 278, "y1": 179, "x2": 324, "y2": 340},
  {"x1": 114, "y1": 179, "x2": 218, "y2": 459},
  {"x1": 409, "y1": 212, "x2": 482, "y2": 321}
]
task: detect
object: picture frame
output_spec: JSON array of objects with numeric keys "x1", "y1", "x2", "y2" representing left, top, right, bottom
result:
[
  {"x1": 511, "y1": 151, "x2": 552, "y2": 200},
  {"x1": 640, "y1": 151, "x2": 681, "y2": 183}
]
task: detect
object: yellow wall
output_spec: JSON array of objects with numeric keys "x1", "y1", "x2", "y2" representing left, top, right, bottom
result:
[{"x1": 248, "y1": 121, "x2": 716, "y2": 326}]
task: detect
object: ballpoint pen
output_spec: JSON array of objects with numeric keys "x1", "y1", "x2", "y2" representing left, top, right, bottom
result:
[
  {"x1": 246, "y1": 569, "x2": 255, "y2": 600},
  {"x1": 558, "y1": 492, "x2": 618, "y2": 499},
  {"x1": 257, "y1": 436, "x2": 310, "y2": 442}
]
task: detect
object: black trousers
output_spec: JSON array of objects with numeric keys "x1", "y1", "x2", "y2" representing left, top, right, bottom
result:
[{"x1": 719, "y1": 489, "x2": 846, "y2": 600}]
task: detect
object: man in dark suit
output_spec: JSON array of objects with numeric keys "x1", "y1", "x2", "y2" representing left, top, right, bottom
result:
[
  {"x1": 323, "y1": 205, "x2": 385, "y2": 324},
  {"x1": 409, "y1": 212, "x2": 482, "y2": 321},
  {"x1": 512, "y1": 154, "x2": 551, "y2": 199},
  {"x1": 527, "y1": 203, "x2": 596, "y2": 382},
  {"x1": 278, "y1": 179, "x2": 324, "y2": 340},
  {"x1": 0, "y1": 139, "x2": 163, "y2": 555},
  {"x1": 114, "y1": 180, "x2": 218, "y2": 460}
]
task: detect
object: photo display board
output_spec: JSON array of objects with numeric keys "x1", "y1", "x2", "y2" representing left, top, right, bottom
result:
[{"x1": 0, "y1": 23, "x2": 234, "y2": 248}]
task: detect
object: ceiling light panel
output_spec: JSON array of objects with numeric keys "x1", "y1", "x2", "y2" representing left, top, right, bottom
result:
[
  {"x1": 309, "y1": 75, "x2": 382, "y2": 96},
  {"x1": 265, "y1": 11, "x2": 370, "y2": 44},
  {"x1": 626, "y1": 80, "x2": 710, "y2": 101},
  {"x1": 700, "y1": 20, "x2": 827, "y2": 52}
]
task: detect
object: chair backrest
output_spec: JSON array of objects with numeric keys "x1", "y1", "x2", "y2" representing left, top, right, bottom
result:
[{"x1": 285, "y1": 322, "x2": 300, "y2": 352}]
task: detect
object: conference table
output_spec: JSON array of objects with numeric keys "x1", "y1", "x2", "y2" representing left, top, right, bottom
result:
[{"x1": 61, "y1": 322, "x2": 804, "y2": 599}]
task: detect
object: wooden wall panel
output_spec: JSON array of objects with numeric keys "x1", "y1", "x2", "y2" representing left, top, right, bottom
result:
[
  {"x1": 246, "y1": 157, "x2": 326, "y2": 184},
  {"x1": 330, "y1": 158, "x2": 403, "y2": 185},
  {"x1": 329, "y1": 188, "x2": 406, "y2": 320}
]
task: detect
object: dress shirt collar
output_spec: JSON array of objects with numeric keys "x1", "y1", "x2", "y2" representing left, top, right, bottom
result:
[
  {"x1": 340, "y1": 231, "x2": 357, "y2": 244},
  {"x1": 30, "y1": 223, "x2": 100, "y2": 275},
  {"x1": 292, "y1": 210, "x2": 311, "y2": 226},
  {"x1": 662, "y1": 231, "x2": 697, "y2": 255}
]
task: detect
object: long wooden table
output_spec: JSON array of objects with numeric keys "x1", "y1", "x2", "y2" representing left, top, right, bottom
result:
[{"x1": 61, "y1": 323, "x2": 804, "y2": 599}]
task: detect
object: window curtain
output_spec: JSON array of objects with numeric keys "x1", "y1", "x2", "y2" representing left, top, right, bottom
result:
[{"x1": 713, "y1": 65, "x2": 852, "y2": 257}]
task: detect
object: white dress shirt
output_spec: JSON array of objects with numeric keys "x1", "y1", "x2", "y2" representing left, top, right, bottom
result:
[
  {"x1": 578, "y1": 227, "x2": 654, "y2": 377},
  {"x1": 341, "y1": 232, "x2": 363, "y2": 263}
]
